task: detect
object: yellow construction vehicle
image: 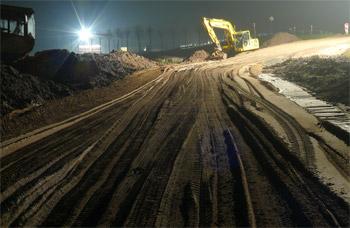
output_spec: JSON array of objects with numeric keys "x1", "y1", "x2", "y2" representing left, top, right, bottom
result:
[
  {"x1": 1, "y1": 4, "x2": 35, "y2": 62},
  {"x1": 202, "y1": 17, "x2": 259, "y2": 59}
]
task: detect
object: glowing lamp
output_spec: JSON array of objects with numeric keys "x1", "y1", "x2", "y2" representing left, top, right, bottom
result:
[{"x1": 78, "y1": 28, "x2": 91, "y2": 41}]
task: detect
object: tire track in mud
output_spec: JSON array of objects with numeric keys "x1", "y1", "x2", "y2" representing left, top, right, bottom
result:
[
  {"x1": 221, "y1": 83, "x2": 349, "y2": 227},
  {"x1": 39, "y1": 70, "x2": 186, "y2": 227},
  {"x1": 241, "y1": 75, "x2": 314, "y2": 169},
  {"x1": 201, "y1": 64, "x2": 347, "y2": 227},
  {"x1": 217, "y1": 70, "x2": 289, "y2": 227},
  {"x1": 188, "y1": 68, "x2": 254, "y2": 227},
  {"x1": 221, "y1": 70, "x2": 315, "y2": 170},
  {"x1": 1, "y1": 43, "x2": 349, "y2": 227},
  {"x1": 309, "y1": 133, "x2": 349, "y2": 181},
  {"x1": 1, "y1": 110, "x2": 129, "y2": 227},
  {"x1": 120, "y1": 70, "x2": 199, "y2": 227},
  {"x1": 0, "y1": 102, "x2": 131, "y2": 192},
  {"x1": 3, "y1": 111, "x2": 132, "y2": 227},
  {"x1": 43, "y1": 112, "x2": 155, "y2": 227},
  {"x1": 0, "y1": 69, "x2": 166, "y2": 158},
  {"x1": 1, "y1": 70, "x2": 171, "y2": 227},
  {"x1": 153, "y1": 71, "x2": 203, "y2": 227},
  {"x1": 72, "y1": 72, "x2": 180, "y2": 227}
]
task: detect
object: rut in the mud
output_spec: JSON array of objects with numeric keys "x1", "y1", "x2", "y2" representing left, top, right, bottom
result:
[{"x1": 1, "y1": 37, "x2": 349, "y2": 227}]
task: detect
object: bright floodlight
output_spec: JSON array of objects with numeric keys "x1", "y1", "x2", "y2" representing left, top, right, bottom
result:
[{"x1": 78, "y1": 28, "x2": 91, "y2": 41}]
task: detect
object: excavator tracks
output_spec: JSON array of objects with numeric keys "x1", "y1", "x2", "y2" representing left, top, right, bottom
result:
[{"x1": 1, "y1": 37, "x2": 349, "y2": 227}]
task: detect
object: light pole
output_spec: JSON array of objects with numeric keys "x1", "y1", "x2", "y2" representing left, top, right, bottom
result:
[
  {"x1": 293, "y1": 26, "x2": 296, "y2": 35},
  {"x1": 310, "y1": 25, "x2": 313, "y2": 35},
  {"x1": 269, "y1": 16, "x2": 274, "y2": 35},
  {"x1": 253, "y1": 22, "x2": 256, "y2": 38}
]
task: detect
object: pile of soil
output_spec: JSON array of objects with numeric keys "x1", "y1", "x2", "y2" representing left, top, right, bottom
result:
[
  {"x1": 267, "y1": 55, "x2": 349, "y2": 106},
  {"x1": 15, "y1": 49, "x2": 157, "y2": 88},
  {"x1": 1, "y1": 61, "x2": 73, "y2": 116},
  {"x1": 183, "y1": 50, "x2": 209, "y2": 63},
  {"x1": 261, "y1": 32, "x2": 300, "y2": 48},
  {"x1": 1, "y1": 49, "x2": 157, "y2": 116}
]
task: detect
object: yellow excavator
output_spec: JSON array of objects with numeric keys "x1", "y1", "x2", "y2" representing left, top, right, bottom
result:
[{"x1": 202, "y1": 17, "x2": 259, "y2": 59}]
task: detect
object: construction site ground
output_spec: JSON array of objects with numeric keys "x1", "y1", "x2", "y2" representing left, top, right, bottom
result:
[{"x1": 1, "y1": 36, "x2": 349, "y2": 227}]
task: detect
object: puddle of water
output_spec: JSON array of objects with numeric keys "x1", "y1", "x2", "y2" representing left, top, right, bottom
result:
[{"x1": 258, "y1": 73, "x2": 350, "y2": 133}]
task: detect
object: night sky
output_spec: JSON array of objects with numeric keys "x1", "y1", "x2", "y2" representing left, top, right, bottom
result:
[{"x1": 3, "y1": 0, "x2": 350, "y2": 53}]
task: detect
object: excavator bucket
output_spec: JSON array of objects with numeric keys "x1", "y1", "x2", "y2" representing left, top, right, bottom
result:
[{"x1": 207, "y1": 50, "x2": 227, "y2": 60}]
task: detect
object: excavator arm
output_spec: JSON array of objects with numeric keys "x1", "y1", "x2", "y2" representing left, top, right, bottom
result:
[
  {"x1": 202, "y1": 17, "x2": 225, "y2": 52},
  {"x1": 202, "y1": 17, "x2": 236, "y2": 59},
  {"x1": 202, "y1": 17, "x2": 237, "y2": 49}
]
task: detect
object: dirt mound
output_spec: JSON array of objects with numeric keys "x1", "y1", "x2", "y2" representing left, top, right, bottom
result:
[
  {"x1": 1, "y1": 61, "x2": 73, "y2": 116},
  {"x1": 106, "y1": 50, "x2": 157, "y2": 69},
  {"x1": 184, "y1": 50, "x2": 209, "y2": 63},
  {"x1": 15, "y1": 49, "x2": 157, "y2": 88},
  {"x1": 269, "y1": 55, "x2": 349, "y2": 105},
  {"x1": 261, "y1": 32, "x2": 300, "y2": 48},
  {"x1": 2, "y1": 50, "x2": 157, "y2": 116}
]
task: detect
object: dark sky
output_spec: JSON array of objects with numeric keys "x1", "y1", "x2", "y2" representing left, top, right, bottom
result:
[{"x1": 3, "y1": 0, "x2": 350, "y2": 53}]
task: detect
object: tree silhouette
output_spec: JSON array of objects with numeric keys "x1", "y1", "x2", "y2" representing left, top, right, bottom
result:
[
  {"x1": 169, "y1": 28, "x2": 177, "y2": 49},
  {"x1": 134, "y1": 26, "x2": 144, "y2": 53},
  {"x1": 157, "y1": 29, "x2": 165, "y2": 50},
  {"x1": 146, "y1": 26, "x2": 153, "y2": 51},
  {"x1": 90, "y1": 34, "x2": 93, "y2": 46},
  {"x1": 96, "y1": 30, "x2": 103, "y2": 53},
  {"x1": 113, "y1": 29, "x2": 117, "y2": 50},
  {"x1": 196, "y1": 25, "x2": 203, "y2": 46},
  {"x1": 115, "y1": 28, "x2": 124, "y2": 50},
  {"x1": 106, "y1": 28, "x2": 113, "y2": 53},
  {"x1": 182, "y1": 27, "x2": 188, "y2": 45},
  {"x1": 124, "y1": 27, "x2": 131, "y2": 51}
]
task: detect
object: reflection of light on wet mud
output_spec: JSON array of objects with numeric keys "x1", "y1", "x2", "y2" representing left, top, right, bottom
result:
[{"x1": 197, "y1": 127, "x2": 244, "y2": 172}]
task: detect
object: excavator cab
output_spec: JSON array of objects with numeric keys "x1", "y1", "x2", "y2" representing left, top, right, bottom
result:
[
  {"x1": 233, "y1": 33, "x2": 244, "y2": 49},
  {"x1": 234, "y1": 31, "x2": 259, "y2": 52},
  {"x1": 1, "y1": 4, "x2": 35, "y2": 62}
]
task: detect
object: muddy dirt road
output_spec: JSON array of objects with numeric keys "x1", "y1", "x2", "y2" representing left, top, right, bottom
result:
[{"x1": 1, "y1": 37, "x2": 349, "y2": 227}]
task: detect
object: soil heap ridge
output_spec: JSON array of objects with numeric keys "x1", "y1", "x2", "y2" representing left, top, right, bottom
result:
[
  {"x1": 1, "y1": 49, "x2": 157, "y2": 116},
  {"x1": 1, "y1": 61, "x2": 73, "y2": 116},
  {"x1": 261, "y1": 32, "x2": 300, "y2": 48},
  {"x1": 184, "y1": 50, "x2": 210, "y2": 63},
  {"x1": 15, "y1": 49, "x2": 157, "y2": 87}
]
